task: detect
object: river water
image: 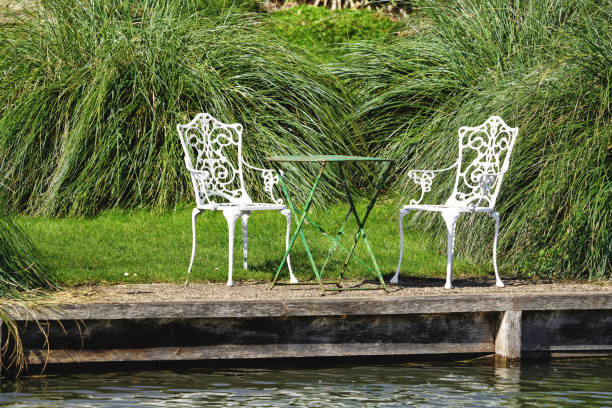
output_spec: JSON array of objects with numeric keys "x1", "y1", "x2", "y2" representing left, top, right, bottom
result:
[{"x1": 1, "y1": 359, "x2": 610, "y2": 407}]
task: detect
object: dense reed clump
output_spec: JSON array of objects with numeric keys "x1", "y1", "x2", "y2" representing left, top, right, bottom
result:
[
  {"x1": 0, "y1": 213, "x2": 55, "y2": 294},
  {"x1": 336, "y1": 0, "x2": 611, "y2": 279},
  {"x1": 0, "y1": 211, "x2": 57, "y2": 375},
  {"x1": 0, "y1": 202, "x2": 56, "y2": 372},
  {"x1": 0, "y1": 0, "x2": 361, "y2": 215}
]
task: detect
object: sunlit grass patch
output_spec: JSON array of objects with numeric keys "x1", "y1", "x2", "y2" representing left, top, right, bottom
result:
[
  {"x1": 265, "y1": 5, "x2": 401, "y2": 61},
  {"x1": 17, "y1": 201, "x2": 498, "y2": 286}
]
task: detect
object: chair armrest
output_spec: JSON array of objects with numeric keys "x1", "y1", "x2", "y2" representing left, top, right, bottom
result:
[
  {"x1": 407, "y1": 162, "x2": 458, "y2": 205},
  {"x1": 242, "y1": 160, "x2": 283, "y2": 205}
]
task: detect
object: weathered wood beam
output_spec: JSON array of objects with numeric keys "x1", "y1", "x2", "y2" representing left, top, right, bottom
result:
[
  {"x1": 514, "y1": 294, "x2": 612, "y2": 311},
  {"x1": 8, "y1": 293, "x2": 611, "y2": 368},
  {"x1": 495, "y1": 311, "x2": 522, "y2": 364},
  {"x1": 522, "y1": 309, "x2": 612, "y2": 352},
  {"x1": 24, "y1": 342, "x2": 494, "y2": 365},
  {"x1": 7, "y1": 295, "x2": 514, "y2": 320},
  {"x1": 10, "y1": 293, "x2": 610, "y2": 321}
]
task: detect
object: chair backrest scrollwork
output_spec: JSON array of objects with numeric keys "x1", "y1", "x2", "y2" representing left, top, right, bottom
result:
[
  {"x1": 446, "y1": 116, "x2": 518, "y2": 209},
  {"x1": 177, "y1": 113, "x2": 251, "y2": 206}
]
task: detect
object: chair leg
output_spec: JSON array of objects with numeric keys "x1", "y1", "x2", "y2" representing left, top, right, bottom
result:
[
  {"x1": 188, "y1": 208, "x2": 201, "y2": 275},
  {"x1": 281, "y1": 209, "x2": 298, "y2": 283},
  {"x1": 224, "y1": 210, "x2": 241, "y2": 287},
  {"x1": 441, "y1": 210, "x2": 461, "y2": 289},
  {"x1": 490, "y1": 211, "x2": 504, "y2": 288},
  {"x1": 391, "y1": 209, "x2": 410, "y2": 284},
  {"x1": 241, "y1": 213, "x2": 250, "y2": 270}
]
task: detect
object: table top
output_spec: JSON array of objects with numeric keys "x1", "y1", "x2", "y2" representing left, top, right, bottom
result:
[{"x1": 267, "y1": 155, "x2": 393, "y2": 163}]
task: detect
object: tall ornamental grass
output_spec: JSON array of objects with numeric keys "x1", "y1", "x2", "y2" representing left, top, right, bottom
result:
[
  {"x1": 0, "y1": 0, "x2": 361, "y2": 216},
  {"x1": 0, "y1": 211, "x2": 56, "y2": 375},
  {"x1": 0, "y1": 0, "x2": 609, "y2": 281},
  {"x1": 335, "y1": 0, "x2": 610, "y2": 279},
  {"x1": 0, "y1": 214, "x2": 55, "y2": 295}
]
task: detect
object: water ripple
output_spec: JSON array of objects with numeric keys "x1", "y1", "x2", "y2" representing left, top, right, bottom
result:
[{"x1": 0, "y1": 360, "x2": 610, "y2": 407}]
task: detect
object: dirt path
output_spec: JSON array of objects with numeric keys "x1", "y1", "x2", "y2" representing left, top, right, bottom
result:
[{"x1": 41, "y1": 277, "x2": 612, "y2": 304}]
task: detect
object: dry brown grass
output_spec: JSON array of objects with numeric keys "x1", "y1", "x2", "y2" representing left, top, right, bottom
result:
[{"x1": 0, "y1": 0, "x2": 38, "y2": 22}]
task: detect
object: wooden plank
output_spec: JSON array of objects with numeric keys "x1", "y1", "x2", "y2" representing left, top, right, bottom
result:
[
  {"x1": 279, "y1": 296, "x2": 514, "y2": 316},
  {"x1": 24, "y1": 342, "x2": 494, "y2": 365},
  {"x1": 495, "y1": 311, "x2": 522, "y2": 362},
  {"x1": 8, "y1": 293, "x2": 610, "y2": 321},
  {"x1": 514, "y1": 293, "x2": 612, "y2": 311},
  {"x1": 545, "y1": 345, "x2": 612, "y2": 351},
  {"x1": 11, "y1": 303, "x2": 611, "y2": 366},
  {"x1": 17, "y1": 313, "x2": 495, "y2": 352},
  {"x1": 522, "y1": 310, "x2": 612, "y2": 351},
  {"x1": 523, "y1": 350, "x2": 612, "y2": 360},
  {"x1": 547, "y1": 351, "x2": 612, "y2": 358},
  {"x1": 9, "y1": 295, "x2": 518, "y2": 320}
]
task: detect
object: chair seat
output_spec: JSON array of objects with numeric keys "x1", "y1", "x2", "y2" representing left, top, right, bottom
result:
[
  {"x1": 197, "y1": 202, "x2": 288, "y2": 211},
  {"x1": 403, "y1": 204, "x2": 494, "y2": 213}
]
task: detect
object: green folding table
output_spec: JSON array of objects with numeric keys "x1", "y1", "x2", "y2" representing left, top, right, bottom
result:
[{"x1": 267, "y1": 155, "x2": 394, "y2": 295}]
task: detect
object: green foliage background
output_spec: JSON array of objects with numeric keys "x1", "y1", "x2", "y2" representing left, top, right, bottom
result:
[
  {"x1": 0, "y1": 0, "x2": 609, "y2": 280},
  {"x1": 267, "y1": 4, "x2": 401, "y2": 60},
  {"x1": 0, "y1": 214, "x2": 55, "y2": 294},
  {"x1": 334, "y1": 0, "x2": 611, "y2": 279}
]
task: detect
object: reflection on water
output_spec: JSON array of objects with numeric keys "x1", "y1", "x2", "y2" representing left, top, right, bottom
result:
[{"x1": 1, "y1": 360, "x2": 611, "y2": 407}]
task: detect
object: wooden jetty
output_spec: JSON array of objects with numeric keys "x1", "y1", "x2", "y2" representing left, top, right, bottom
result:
[{"x1": 6, "y1": 292, "x2": 612, "y2": 370}]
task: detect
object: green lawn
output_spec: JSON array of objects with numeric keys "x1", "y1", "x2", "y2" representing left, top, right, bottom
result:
[
  {"x1": 265, "y1": 5, "x2": 401, "y2": 62},
  {"x1": 17, "y1": 200, "x2": 498, "y2": 286}
]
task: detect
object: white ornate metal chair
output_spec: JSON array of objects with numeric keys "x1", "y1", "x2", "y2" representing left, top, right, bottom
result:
[
  {"x1": 391, "y1": 116, "x2": 518, "y2": 289},
  {"x1": 177, "y1": 113, "x2": 297, "y2": 286}
]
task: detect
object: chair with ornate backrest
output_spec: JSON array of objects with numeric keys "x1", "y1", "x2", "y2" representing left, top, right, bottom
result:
[
  {"x1": 177, "y1": 113, "x2": 297, "y2": 286},
  {"x1": 391, "y1": 116, "x2": 518, "y2": 289}
]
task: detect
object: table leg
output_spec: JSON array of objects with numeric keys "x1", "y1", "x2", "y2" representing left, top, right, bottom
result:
[
  {"x1": 271, "y1": 162, "x2": 326, "y2": 292},
  {"x1": 270, "y1": 159, "x2": 392, "y2": 294},
  {"x1": 297, "y1": 223, "x2": 325, "y2": 295},
  {"x1": 317, "y1": 163, "x2": 353, "y2": 281},
  {"x1": 289, "y1": 207, "x2": 379, "y2": 276},
  {"x1": 318, "y1": 206, "x2": 352, "y2": 282},
  {"x1": 337, "y1": 162, "x2": 393, "y2": 290}
]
